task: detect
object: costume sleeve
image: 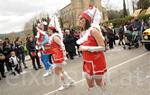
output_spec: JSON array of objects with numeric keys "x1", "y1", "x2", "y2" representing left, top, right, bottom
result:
[
  {"x1": 80, "y1": 46, "x2": 105, "y2": 52},
  {"x1": 40, "y1": 34, "x2": 49, "y2": 45}
]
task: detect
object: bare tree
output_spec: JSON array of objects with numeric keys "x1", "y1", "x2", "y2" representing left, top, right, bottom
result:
[
  {"x1": 123, "y1": 0, "x2": 128, "y2": 17},
  {"x1": 131, "y1": 0, "x2": 138, "y2": 12},
  {"x1": 137, "y1": 0, "x2": 150, "y2": 9}
]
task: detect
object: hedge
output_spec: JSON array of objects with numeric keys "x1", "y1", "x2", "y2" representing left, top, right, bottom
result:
[{"x1": 104, "y1": 14, "x2": 150, "y2": 27}]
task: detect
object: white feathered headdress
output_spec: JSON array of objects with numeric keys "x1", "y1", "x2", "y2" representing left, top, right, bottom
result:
[
  {"x1": 48, "y1": 16, "x2": 63, "y2": 39},
  {"x1": 81, "y1": 5, "x2": 102, "y2": 30},
  {"x1": 76, "y1": 5, "x2": 103, "y2": 45}
]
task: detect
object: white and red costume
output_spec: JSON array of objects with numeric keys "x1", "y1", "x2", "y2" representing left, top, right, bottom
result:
[
  {"x1": 77, "y1": 27, "x2": 107, "y2": 78},
  {"x1": 35, "y1": 22, "x2": 53, "y2": 76},
  {"x1": 48, "y1": 33, "x2": 64, "y2": 64},
  {"x1": 36, "y1": 25, "x2": 52, "y2": 55},
  {"x1": 82, "y1": 30, "x2": 107, "y2": 76},
  {"x1": 48, "y1": 17, "x2": 74, "y2": 91},
  {"x1": 77, "y1": 5, "x2": 107, "y2": 79}
]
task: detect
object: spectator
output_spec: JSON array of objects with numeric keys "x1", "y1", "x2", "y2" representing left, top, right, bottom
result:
[
  {"x1": 9, "y1": 51, "x2": 21, "y2": 76},
  {"x1": 73, "y1": 31, "x2": 81, "y2": 57},
  {"x1": 139, "y1": 19, "x2": 146, "y2": 41},
  {"x1": 106, "y1": 24, "x2": 115, "y2": 49},
  {"x1": 112, "y1": 28, "x2": 117, "y2": 45},
  {"x1": 140, "y1": 19, "x2": 146, "y2": 33},
  {"x1": 0, "y1": 39, "x2": 6, "y2": 79},
  {"x1": 133, "y1": 18, "x2": 141, "y2": 32},
  {"x1": 14, "y1": 37, "x2": 28, "y2": 70},
  {"x1": 118, "y1": 25, "x2": 126, "y2": 49},
  {"x1": 63, "y1": 29, "x2": 76, "y2": 60},
  {"x1": 3, "y1": 38, "x2": 13, "y2": 72},
  {"x1": 26, "y1": 36, "x2": 42, "y2": 70},
  {"x1": 101, "y1": 26, "x2": 109, "y2": 51}
]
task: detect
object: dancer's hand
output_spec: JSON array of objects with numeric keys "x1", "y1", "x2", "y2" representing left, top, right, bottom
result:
[{"x1": 79, "y1": 46, "x2": 89, "y2": 51}]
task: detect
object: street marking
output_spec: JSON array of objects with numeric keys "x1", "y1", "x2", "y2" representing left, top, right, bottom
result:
[
  {"x1": 44, "y1": 52, "x2": 149, "y2": 95},
  {"x1": 109, "y1": 52, "x2": 149, "y2": 71}
]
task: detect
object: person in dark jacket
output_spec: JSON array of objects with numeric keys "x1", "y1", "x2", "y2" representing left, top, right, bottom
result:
[
  {"x1": 63, "y1": 29, "x2": 76, "y2": 60},
  {"x1": 14, "y1": 37, "x2": 28, "y2": 70},
  {"x1": 3, "y1": 38, "x2": 13, "y2": 72},
  {"x1": 26, "y1": 36, "x2": 42, "y2": 70},
  {"x1": 106, "y1": 25, "x2": 115, "y2": 49},
  {"x1": 118, "y1": 26, "x2": 125, "y2": 45},
  {"x1": 73, "y1": 31, "x2": 81, "y2": 57},
  {"x1": 133, "y1": 18, "x2": 141, "y2": 32},
  {"x1": 0, "y1": 39, "x2": 6, "y2": 79}
]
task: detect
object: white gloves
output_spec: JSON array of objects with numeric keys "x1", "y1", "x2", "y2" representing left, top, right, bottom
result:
[
  {"x1": 88, "y1": 46, "x2": 105, "y2": 52},
  {"x1": 80, "y1": 46, "x2": 105, "y2": 52}
]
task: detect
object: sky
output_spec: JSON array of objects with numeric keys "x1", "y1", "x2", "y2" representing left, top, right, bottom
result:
[{"x1": 0, "y1": 0, "x2": 133, "y2": 34}]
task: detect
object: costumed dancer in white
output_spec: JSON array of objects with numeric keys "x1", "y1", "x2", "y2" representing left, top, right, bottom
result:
[
  {"x1": 35, "y1": 21, "x2": 53, "y2": 77},
  {"x1": 77, "y1": 3, "x2": 108, "y2": 95},
  {"x1": 47, "y1": 16, "x2": 75, "y2": 91}
]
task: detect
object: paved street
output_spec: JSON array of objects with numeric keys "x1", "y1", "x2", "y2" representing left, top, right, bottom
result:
[{"x1": 0, "y1": 46, "x2": 150, "y2": 95}]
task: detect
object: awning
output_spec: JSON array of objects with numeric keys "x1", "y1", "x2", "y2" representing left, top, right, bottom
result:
[
  {"x1": 132, "y1": 9, "x2": 142, "y2": 17},
  {"x1": 145, "y1": 7, "x2": 150, "y2": 15}
]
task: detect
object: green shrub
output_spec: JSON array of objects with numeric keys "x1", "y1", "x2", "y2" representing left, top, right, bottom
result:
[
  {"x1": 23, "y1": 46, "x2": 28, "y2": 56},
  {"x1": 104, "y1": 14, "x2": 150, "y2": 27},
  {"x1": 138, "y1": 14, "x2": 150, "y2": 20}
]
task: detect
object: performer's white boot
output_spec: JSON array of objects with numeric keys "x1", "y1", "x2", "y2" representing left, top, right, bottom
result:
[
  {"x1": 63, "y1": 71, "x2": 75, "y2": 86},
  {"x1": 58, "y1": 71, "x2": 75, "y2": 91},
  {"x1": 43, "y1": 70, "x2": 52, "y2": 77},
  {"x1": 88, "y1": 87, "x2": 108, "y2": 95},
  {"x1": 97, "y1": 84, "x2": 111, "y2": 95},
  {"x1": 58, "y1": 73, "x2": 69, "y2": 91},
  {"x1": 43, "y1": 66, "x2": 53, "y2": 77},
  {"x1": 87, "y1": 87, "x2": 95, "y2": 95},
  {"x1": 58, "y1": 83, "x2": 69, "y2": 91}
]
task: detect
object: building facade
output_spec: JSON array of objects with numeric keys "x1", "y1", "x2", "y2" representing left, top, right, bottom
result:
[
  {"x1": 59, "y1": 0, "x2": 108, "y2": 29},
  {"x1": 132, "y1": 7, "x2": 150, "y2": 17}
]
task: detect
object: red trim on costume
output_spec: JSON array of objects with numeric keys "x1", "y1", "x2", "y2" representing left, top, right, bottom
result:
[
  {"x1": 81, "y1": 30, "x2": 107, "y2": 76},
  {"x1": 53, "y1": 50, "x2": 64, "y2": 64},
  {"x1": 48, "y1": 33, "x2": 65, "y2": 64},
  {"x1": 48, "y1": 26, "x2": 56, "y2": 31},
  {"x1": 81, "y1": 13, "x2": 92, "y2": 23},
  {"x1": 83, "y1": 58, "x2": 107, "y2": 76}
]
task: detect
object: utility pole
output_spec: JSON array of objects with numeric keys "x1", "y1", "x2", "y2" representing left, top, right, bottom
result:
[
  {"x1": 132, "y1": 0, "x2": 135, "y2": 13},
  {"x1": 123, "y1": 0, "x2": 128, "y2": 17}
]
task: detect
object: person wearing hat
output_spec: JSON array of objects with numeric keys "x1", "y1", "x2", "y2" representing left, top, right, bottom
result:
[
  {"x1": 35, "y1": 21, "x2": 53, "y2": 77},
  {"x1": 47, "y1": 16, "x2": 74, "y2": 91},
  {"x1": 76, "y1": 5, "x2": 107, "y2": 94}
]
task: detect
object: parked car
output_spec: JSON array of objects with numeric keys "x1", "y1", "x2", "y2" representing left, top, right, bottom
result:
[{"x1": 142, "y1": 28, "x2": 150, "y2": 50}]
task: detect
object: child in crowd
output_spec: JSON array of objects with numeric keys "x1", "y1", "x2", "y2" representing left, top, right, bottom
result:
[{"x1": 9, "y1": 51, "x2": 21, "y2": 76}]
